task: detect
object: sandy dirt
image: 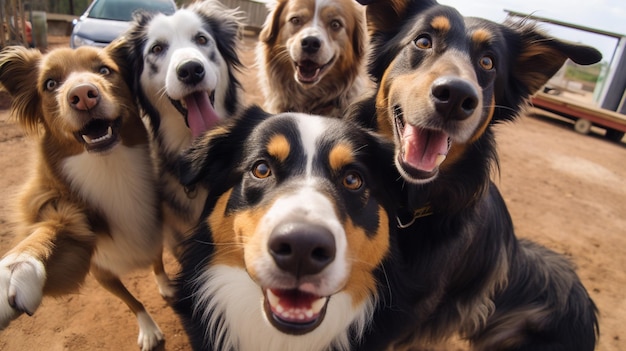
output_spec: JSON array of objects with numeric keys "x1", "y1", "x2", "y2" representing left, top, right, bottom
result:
[{"x1": 0, "y1": 35, "x2": 624, "y2": 351}]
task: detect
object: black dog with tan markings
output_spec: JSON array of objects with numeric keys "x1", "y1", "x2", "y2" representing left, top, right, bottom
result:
[
  {"x1": 173, "y1": 106, "x2": 397, "y2": 351},
  {"x1": 349, "y1": 0, "x2": 602, "y2": 350}
]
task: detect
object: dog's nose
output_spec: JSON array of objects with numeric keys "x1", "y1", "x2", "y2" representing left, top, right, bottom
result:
[
  {"x1": 68, "y1": 83, "x2": 100, "y2": 111},
  {"x1": 177, "y1": 60, "x2": 205, "y2": 85},
  {"x1": 268, "y1": 222, "x2": 336, "y2": 278},
  {"x1": 301, "y1": 36, "x2": 321, "y2": 54},
  {"x1": 431, "y1": 76, "x2": 479, "y2": 120}
]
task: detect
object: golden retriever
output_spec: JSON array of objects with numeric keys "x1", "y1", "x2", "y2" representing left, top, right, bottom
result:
[{"x1": 0, "y1": 44, "x2": 172, "y2": 351}]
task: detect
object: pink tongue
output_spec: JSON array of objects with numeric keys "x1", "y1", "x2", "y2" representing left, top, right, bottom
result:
[
  {"x1": 184, "y1": 91, "x2": 220, "y2": 138},
  {"x1": 401, "y1": 124, "x2": 449, "y2": 172}
]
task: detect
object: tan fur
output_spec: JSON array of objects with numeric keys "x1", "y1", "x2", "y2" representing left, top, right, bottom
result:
[
  {"x1": 0, "y1": 45, "x2": 171, "y2": 350},
  {"x1": 328, "y1": 143, "x2": 355, "y2": 172},
  {"x1": 257, "y1": 0, "x2": 368, "y2": 117},
  {"x1": 431, "y1": 16, "x2": 451, "y2": 33},
  {"x1": 267, "y1": 134, "x2": 291, "y2": 163}
]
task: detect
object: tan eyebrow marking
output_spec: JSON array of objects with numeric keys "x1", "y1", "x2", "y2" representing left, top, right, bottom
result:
[{"x1": 267, "y1": 134, "x2": 290, "y2": 162}]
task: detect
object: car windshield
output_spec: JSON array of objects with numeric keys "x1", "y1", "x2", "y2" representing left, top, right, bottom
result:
[{"x1": 87, "y1": 0, "x2": 175, "y2": 21}]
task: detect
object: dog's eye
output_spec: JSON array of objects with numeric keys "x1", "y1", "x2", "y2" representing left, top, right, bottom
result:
[
  {"x1": 289, "y1": 17, "x2": 301, "y2": 26},
  {"x1": 479, "y1": 56, "x2": 494, "y2": 70},
  {"x1": 196, "y1": 35, "x2": 208, "y2": 45},
  {"x1": 252, "y1": 161, "x2": 272, "y2": 179},
  {"x1": 44, "y1": 79, "x2": 57, "y2": 91},
  {"x1": 99, "y1": 66, "x2": 111, "y2": 75},
  {"x1": 151, "y1": 44, "x2": 163, "y2": 55},
  {"x1": 330, "y1": 20, "x2": 342, "y2": 30},
  {"x1": 414, "y1": 36, "x2": 432, "y2": 49},
  {"x1": 343, "y1": 171, "x2": 363, "y2": 191}
]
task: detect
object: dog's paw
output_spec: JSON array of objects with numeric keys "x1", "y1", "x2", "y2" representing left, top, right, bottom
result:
[
  {"x1": 136, "y1": 310, "x2": 164, "y2": 351},
  {"x1": 0, "y1": 254, "x2": 46, "y2": 329}
]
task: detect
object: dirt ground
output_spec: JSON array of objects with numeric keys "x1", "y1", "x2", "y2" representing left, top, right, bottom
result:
[{"x1": 0, "y1": 35, "x2": 624, "y2": 351}]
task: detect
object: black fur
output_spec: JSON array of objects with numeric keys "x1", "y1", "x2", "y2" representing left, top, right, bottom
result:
[
  {"x1": 348, "y1": 1, "x2": 601, "y2": 350},
  {"x1": 173, "y1": 106, "x2": 400, "y2": 350}
]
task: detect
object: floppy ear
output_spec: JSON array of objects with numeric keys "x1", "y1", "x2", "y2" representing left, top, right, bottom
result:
[
  {"x1": 106, "y1": 37, "x2": 135, "y2": 90},
  {"x1": 177, "y1": 105, "x2": 272, "y2": 188},
  {"x1": 360, "y1": 0, "x2": 437, "y2": 34},
  {"x1": 0, "y1": 46, "x2": 43, "y2": 133},
  {"x1": 259, "y1": 0, "x2": 287, "y2": 45},
  {"x1": 511, "y1": 20, "x2": 602, "y2": 95}
]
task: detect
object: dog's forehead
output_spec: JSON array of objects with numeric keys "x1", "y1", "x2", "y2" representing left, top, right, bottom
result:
[
  {"x1": 250, "y1": 113, "x2": 357, "y2": 170},
  {"x1": 145, "y1": 9, "x2": 210, "y2": 44},
  {"x1": 40, "y1": 47, "x2": 111, "y2": 80}
]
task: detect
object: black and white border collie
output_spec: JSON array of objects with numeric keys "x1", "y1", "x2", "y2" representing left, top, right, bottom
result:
[
  {"x1": 172, "y1": 106, "x2": 397, "y2": 351},
  {"x1": 112, "y1": 0, "x2": 243, "y2": 254}
]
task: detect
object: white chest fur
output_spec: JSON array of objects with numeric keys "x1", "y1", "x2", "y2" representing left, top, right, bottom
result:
[{"x1": 61, "y1": 145, "x2": 161, "y2": 275}]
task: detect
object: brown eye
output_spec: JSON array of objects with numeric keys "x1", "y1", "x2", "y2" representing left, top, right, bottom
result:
[
  {"x1": 196, "y1": 35, "x2": 208, "y2": 45},
  {"x1": 151, "y1": 44, "x2": 163, "y2": 55},
  {"x1": 479, "y1": 56, "x2": 494, "y2": 70},
  {"x1": 414, "y1": 36, "x2": 432, "y2": 49},
  {"x1": 330, "y1": 20, "x2": 342, "y2": 30},
  {"x1": 252, "y1": 161, "x2": 272, "y2": 179},
  {"x1": 290, "y1": 17, "x2": 301, "y2": 26},
  {"x1": 44, "y1": 79, "x2": 57, "y2": 91},
  {"x1": 343, "y1": 171, "x2": 363, "y2": 190}
]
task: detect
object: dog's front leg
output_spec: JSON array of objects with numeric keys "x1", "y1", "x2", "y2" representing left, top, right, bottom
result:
[{"x1": 0, "y1": 252, "x2": 45, "y2": 328}]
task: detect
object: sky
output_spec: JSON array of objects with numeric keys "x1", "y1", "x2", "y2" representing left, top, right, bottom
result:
[
  {"x1": 437, "y1": 0, "x2": 626, "y2": 64},
  {"x1": 254, "y1": 0, "x2": 626, "y2": 64}
]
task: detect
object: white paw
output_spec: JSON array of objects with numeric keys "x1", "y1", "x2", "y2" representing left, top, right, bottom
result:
[
  {"x1": 136, "y1": 310, "x2": 164, "y2": 351},
  {"x1": 0, "y1": 254, "x2": 46, "y2": 329}
]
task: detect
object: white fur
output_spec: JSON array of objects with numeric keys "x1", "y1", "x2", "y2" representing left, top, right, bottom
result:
[
  {"x1": 193, "y1": 266, "x2": 374, "y2": 351},
  {"x1": 0, "y1": 253, "x2": 46, "y2": 329},
  {"x1": 136, "y1": 310, "x2": 164, "y2": 351},
  {"x1": 61, "y1": 144, "x2": 161, "y2": 276},
  {"x1": 249, "y1": 187, "x2": 349, "y2": 296},
  {"x1": 140, "y1": 8, "x2": 231, "y2": 156}
]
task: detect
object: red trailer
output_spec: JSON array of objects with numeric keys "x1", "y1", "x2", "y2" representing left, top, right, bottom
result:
[{"x1": 531, "y1": 91, "x2": 626, "y2": 142}]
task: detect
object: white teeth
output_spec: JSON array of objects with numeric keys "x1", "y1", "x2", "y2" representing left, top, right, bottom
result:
[
  {"x1": 311, "y1": 297, "x2": 325, "y2": 314},
  {"x1": 435, "y1": 154, "x2": 447, "y2": 167},
  {"x1": 267, "y1": 289, "x2": 280, "y2": 307},
  {"x1": 82, "y1": 126, "x2": 112, "y2": 144}
]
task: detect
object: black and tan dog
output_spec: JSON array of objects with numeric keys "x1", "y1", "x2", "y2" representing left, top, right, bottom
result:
[
  {"x1": 173, "y1": 106, "x2": 398, "y2": 350},
  {"x1": 348, "y1": 0, "x2": 602, "y2": 350}
]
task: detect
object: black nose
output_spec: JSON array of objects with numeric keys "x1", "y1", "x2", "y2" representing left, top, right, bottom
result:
[
  {"x1": 176, "y1": 60, "x2": 205, "y2": 85},
  {"x1": 268, "y1": 223, "x2": 336, "y2": 278},
  {"x1": 431, "y1": 76, "x2": 479, "y2": 120},
  {"x1": 301, "y1": 36, "x2": 321, "y2": 54}
]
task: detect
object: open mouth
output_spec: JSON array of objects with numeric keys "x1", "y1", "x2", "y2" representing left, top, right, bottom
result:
[
  {"x1": 75, "y1": 117, "x2": 122, "y2": 153},
  {"x1": 263, "y1": 288, "x2": 329, "y2": 335},
  {"x1": 169, "y1": 90, "x2": 219, "y2": 138},
  {"x1": 393, "y1": 105, "x2": 450, "y2": 182},
  {"x1": 295, "y1": 57, "x2": 335, "y2": 84}
]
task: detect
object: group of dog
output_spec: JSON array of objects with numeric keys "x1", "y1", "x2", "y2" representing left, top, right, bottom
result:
[{"x1": 0, "y1": 0, "x2": 604, "y2": 350}]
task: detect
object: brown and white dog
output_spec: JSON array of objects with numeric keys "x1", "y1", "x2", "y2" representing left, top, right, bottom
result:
[
  {"x1": 112, "y1": 0, "x2": 244, "y2": 256},
  {"x1": 256, "y1": 0, "x2": 368, "y2": 117},
  {"x1": 0, "y1": 45, "x2": 172, "y2": 351}
]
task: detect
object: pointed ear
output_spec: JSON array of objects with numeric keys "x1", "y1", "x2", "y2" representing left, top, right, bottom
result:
[
  {"x1": 259, "y1": 0, "x2": 287, "y2": 45},
  {"x1": 177, "y1": 105, "x2": 272, "y2": 188},
  {"x1": 512, "y1": 21, "x2": 602, "y2": 95},
  {"x1": 0, "y1": 46, "x2": 43, "y2": 133}
]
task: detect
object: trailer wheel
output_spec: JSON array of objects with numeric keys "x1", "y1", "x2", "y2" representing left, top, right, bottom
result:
[
  {"x1": 574, "y1": 118, "x2": 591, "y2": 135},
  {"x1": 605, "y1": 128, "x2": 625, "y2": 142}
]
